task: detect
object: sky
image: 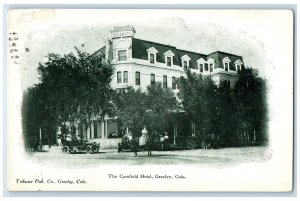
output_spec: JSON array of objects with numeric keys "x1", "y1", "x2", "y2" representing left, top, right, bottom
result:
[{"x1": 7, "y1": 9, "x2": 291, "y2": 91}]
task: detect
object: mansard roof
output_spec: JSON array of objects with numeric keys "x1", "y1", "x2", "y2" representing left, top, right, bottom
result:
[
  {"x1": 207, "y1": 51, "x2": 244, "y2": 70},
  {"x1": 95, "y1": 38, "x2": 244, "y2": 70},
  {"x1": 132, "y1": 38, "x2": 181, "y2": 66},
  {"x1": 132, "y1": 38, "x2": 209, "y2": 69}
]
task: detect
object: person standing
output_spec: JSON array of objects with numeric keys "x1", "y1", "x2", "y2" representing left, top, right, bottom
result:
[
  {"x1": 163, "y1": 132, "x2": 169, "y2": 150},
  {"x1": 139, "y1": 126, "x2": 147, "y2": 146},
  {"x1": 131, "y1": 137, "x2": 138, "y2": 157}
]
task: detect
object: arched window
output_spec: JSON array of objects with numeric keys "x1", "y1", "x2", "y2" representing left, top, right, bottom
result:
[{"x1": 114, "y1": 39, "x2": 130, "y2": 61}]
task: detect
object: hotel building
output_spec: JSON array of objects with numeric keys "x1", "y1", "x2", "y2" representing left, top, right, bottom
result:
[{"x1": 76, "y1": 25, "x2": 245, "y2": 148}]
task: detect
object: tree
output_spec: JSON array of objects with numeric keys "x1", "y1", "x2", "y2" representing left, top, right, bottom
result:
[
  {"x1": 144, "y1": 83, "x2": 177, "y2": 136},
  {"x1": 234, "y1": 67, "x2": 268, "y2": 145},
  {"x1": 216, "y1": 82, "x2": 239, "y2": 147},
  {"x1": 22, "y1": 84, "x2": 57, "y2": 150},
  {"x1": 73, "y1": 48, "x2": 115, "y2": 139},
  {"x1": 177, "y1": 67, "x2": 267, "y2": 147},
  {"x1": 114, "y1": 87, "x2": 147, "y2": 138},
  {"x1": 177, "y1": 70, "x2": 218, "y2": 141},
  {"x1": 23, "y1": 47, "x2": 115, "y2": 149},
  {"x1": 115, "y1": 83, "x2": 177, "y2": 138},
  {"x1": 37, "y1": 53, "x2": 81, "y2": 131}
]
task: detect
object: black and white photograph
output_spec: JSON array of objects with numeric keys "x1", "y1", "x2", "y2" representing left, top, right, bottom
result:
[{"x1": 6, "y1": 9, "x2": 293, "y2": 192}]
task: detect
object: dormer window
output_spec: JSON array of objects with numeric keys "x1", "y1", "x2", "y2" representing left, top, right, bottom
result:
[
  {"x1": 164, "y1": 50, "x2": 175, "y2": 67},
  {"x1": 224, "y1": 63, "x2": 229, "y2": 71},
  {"x1": 209, "y1": 63, "x2": 213, "y2": 72},
  {"x1": 207, "y1": 58, "x2": 215, "y2": 72},
  {"x1": 222, "y1": 57, "x2": 231, "y2": 72},
  {"x1": 235, "y1": 59, "x2": 243, "y2": 71},
  {"x1": 199, "y1": 64, "x2": 204, "y2": 72},
  {"x1": 181, "y1": 55, "x2": 191, "y2": 69},
  {"x1": 149, "y1": 54, "x2": 155, "y2": 63},
  {"x1": 196, "y1": 58, "x2": 206, "y2": 73},
  {"x1": 183, "y1": 61, "x2": 188, "y2": 68},
  {"x1": 205, "y1": 63, "x2": 209, "y2": 71},
  {"x1": 147, "y1": 47, "x2": 158, "y2": 64},
  {"x1": 167, "y1": 57, "x2": 172, "y2": 66}
]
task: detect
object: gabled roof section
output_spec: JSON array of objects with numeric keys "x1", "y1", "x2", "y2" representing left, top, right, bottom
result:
[
  {"x1": 222, "y1": 56, "x2": 231, "y2": 63},
  {"x1": 196, "y1": 57, "x2": 206, "y2": 63},
  {"x1": 146, "y1": 47, "x2": 158, "y2": 53},
  {"x1": 163, "y1": 50, "x2": 175, "y2": 57},
  {"x1": 180, "y1": 54, "x2": 191, "y2": 60},
  {"x1": 234, "y1": 59, "x2": 243, "y2": 65}
]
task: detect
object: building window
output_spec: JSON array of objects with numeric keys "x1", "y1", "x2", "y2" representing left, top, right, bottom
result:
[
  {"x1": 151, "y1": 74, "x2": 155, "y2": 85},
  {"x1": 199, "y1": 64, "x2": 204, "y2": 72},
  {"x1": 172, "y1": 77, "x2": 176, "y2": 89},
  {"x1": 163, "y1": 75, "x2": 167, "y2": 88},
  {"x1": 224, "y1": 62, "x2": 229, "y2": 71},
  {"x1": 183, "y1": 61, "x2": 188, "y2": 69},
  {"x1": 224, "y1": 80, "x2": 231, "y2": 88},
  {"x1": 118, "y1": 50, "x2": 127, "y2": 61},
  {"x1": 149, "y1": 53, "x2": 155, "y2": 64},
  {"x1": 166, "y1": 57, "x2": 172, "y2": 66},
  {"x1": 135, "y1": 72, "x2": 140, "y2": 85},
  {"x1": 205, "y1": 63, "x2": 209, "y2": 71},
  {"x1": 123, "y1": 71, "x2": 128, "y2": 83},
  {"x1": 117, "y1": 71, "x2": 122, "y2": 83},
  {"x1": 209, "y1": 63, "x2": 213, "y2": 72}
]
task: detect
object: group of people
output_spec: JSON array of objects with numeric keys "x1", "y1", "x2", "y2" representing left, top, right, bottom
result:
[
  {"x1": 123, "y1": 125, "x2": 170, "y2": 157},
  {"x1": 58, "y1": 134, "x2": 82, "y2": 146}
]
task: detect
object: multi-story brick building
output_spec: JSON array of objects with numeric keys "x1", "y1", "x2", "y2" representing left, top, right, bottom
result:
[{"x1": 76, "y1": 25, "x2": 245, "y2": 148}]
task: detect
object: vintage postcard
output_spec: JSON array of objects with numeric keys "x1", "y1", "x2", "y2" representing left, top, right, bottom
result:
[{"x1": 6, "y1": 9, "x2": 294, "y2": 192}]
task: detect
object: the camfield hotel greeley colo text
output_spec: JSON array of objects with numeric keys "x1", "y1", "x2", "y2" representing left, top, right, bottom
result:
[{"x1": 70, "y1": 25, "x2": 245, "y2": 148}]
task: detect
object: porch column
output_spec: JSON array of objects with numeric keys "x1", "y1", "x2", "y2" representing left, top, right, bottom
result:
[
  {"x1": 86, "y1": 125, "x2": 90, "y2": 140},
  {"x1": 75, "y1": 124, "x2": 79, "y2": 137},
  {"x1": 83, "y1": 124, "x2": 87, "y2": 140},
  {"x1": 101, "y1": 121, "x2": 105, "y2": 138},
  {"x1": 105, "y1": 119, "x2": 108, "y2": 138},
  {"x1": 247, "y1": 132, "x2": 250, "y2": 142},
  {"x1": 91, "y1": 121, "x2": 95, "y2": 139},
  {"x1": 173, "y1": 124, "x2": 177, "y2": 145}
]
